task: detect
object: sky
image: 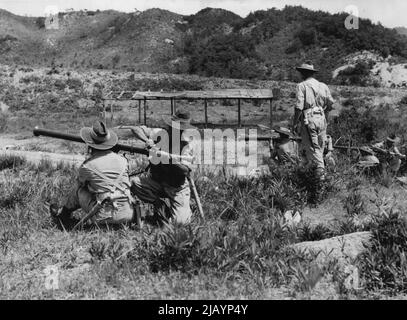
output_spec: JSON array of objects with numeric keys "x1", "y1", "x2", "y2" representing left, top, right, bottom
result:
[{"x1": 0, "y1": 0, "x2": 405, "y2": 28}]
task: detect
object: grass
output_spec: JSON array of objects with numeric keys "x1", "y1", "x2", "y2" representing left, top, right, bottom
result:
[
  {"x1": 2, "y1": 65, "x2": 407, "y2": 299},
  {"x1": 1, "y1": 152, "x2": 406, "y2": 299}
]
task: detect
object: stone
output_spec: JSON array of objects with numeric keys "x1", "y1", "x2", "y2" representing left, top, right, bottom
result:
[{"x1": 290, "y1": 231, "x2": 372, "y2": 266}]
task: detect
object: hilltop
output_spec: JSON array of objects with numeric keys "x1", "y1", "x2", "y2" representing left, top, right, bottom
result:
[{"x1": 1, "y1": 6, "x2": 407, "y2": 86}]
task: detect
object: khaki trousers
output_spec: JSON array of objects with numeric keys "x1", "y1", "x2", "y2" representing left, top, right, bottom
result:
[
  {"x1": 300, "y1": 113, "x2": 327, "y2": 170},
  {"x1": 130, "y1": 172, "x2": 192, "y2": 224},
  {"x1": 64, "y1": 186, "x2": 134, "y2": 224}
]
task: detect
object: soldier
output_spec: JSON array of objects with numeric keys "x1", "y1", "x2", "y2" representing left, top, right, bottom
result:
[
  {"x1": 270, "y1": 127, "x2": 299, "y2": 164},
  {"x1": 292, "y1": 62, "x2": 335, "y2": 183},
  {"x1": 123, "y1": 109, "x2": 196, "y2": 225},
  {"x1": 50, "y1": 121, "x2": 135, "y2": 230},
  {"x1": 371, "y1": 134, "x2": 406, "y2": 176}
]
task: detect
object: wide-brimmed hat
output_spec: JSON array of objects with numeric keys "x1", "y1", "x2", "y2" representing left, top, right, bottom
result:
[
  {"x1": 360, "y1": 146, "x2": 375, "y2": 155},
  {"x1": 296, "y1": 62, "x2": 318, "y2": 73},
  {"x1": 164, "y1": 109, "x2": 196, "y2": 130},
  {"x1": 274, "y1": 127, "x2": 294, "y2": 139},
  {"x1": 80, "y1": 121, "x2": 118, "y2": 150}
]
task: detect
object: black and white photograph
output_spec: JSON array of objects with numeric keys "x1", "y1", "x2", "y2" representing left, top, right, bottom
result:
[{"x1": 0, "y1": 0, "x2": 407, "y2": 304}]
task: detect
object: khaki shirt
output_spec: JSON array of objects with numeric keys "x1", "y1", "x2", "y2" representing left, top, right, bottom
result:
[
  {"x1": 296, "y1": 77, "x2": 335, "y2": 111},
  {"x1": 78, "y1": 150, "x2": 130, "y2": 194}
]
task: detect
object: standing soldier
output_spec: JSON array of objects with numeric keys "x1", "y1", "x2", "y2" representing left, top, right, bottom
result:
[
  {"x1": 371, "y1": 134, "x2": 406, "y2": 177},
  {"x1": 50, "y1": 121, "x2": 135, "y2": 230},
  {"x1": 122, "y1": 109, "x2": 196, "y2": 225},
  {"x1": 292, "y1": 62, "x2": 335, "y2": 183}
]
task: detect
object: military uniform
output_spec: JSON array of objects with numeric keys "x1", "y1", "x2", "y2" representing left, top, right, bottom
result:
[
  {"x1": 51, "y1": 122, "x2": 134, "y2": 230},
  {"x1": 64, "y1": 150, "x2": 134, "y2": 224},
  {"x1": 270, "y1": 128, "x2": 299, "y2": 164},
  {"x1": 372, "y1": 138, "x2": 405, "y2": 175},
  {"x1": 294, "y1": 63, "x2": 334, "y2": 180},
  {"x1": 128, "y1": 110, "x2": 196, "y2": 225}
]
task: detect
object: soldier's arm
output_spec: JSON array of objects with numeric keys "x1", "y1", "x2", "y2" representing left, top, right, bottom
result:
[
  {"x1": 292, "y1": 84, "x2": 304, "y2": 132},
  {"x1": 77, "y1": 164, "x2": 90, "y2": 187}
]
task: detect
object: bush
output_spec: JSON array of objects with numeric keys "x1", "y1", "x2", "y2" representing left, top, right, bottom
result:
[
  {"x1": 0, "y1": 155, "x2": 26, "y2": 171},
  {"x1": 358, "y1": 211, "x2": 407, "y2": 294},
  {"x1": 336, "y1": 61, "x2": 373, "y2": 87},
  {"x1": 330, "y1": 107, "x2": 387, "y2": 145}
]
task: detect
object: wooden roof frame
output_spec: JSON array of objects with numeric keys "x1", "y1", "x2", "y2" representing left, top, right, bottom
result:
[{"x1": 102, "y1": 89, "x2": 280, "y2": 128}]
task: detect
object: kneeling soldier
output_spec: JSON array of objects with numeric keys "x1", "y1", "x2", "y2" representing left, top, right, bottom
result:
[
  {"x1": 270, "y1": 127, "x2": 299, "y2": 164},
  {"x1": 123, "y1": 109, "x2": 196, "y2": 225},
  {"x1": 50, "y1": 121, "x2": 134, "y2": 230}
]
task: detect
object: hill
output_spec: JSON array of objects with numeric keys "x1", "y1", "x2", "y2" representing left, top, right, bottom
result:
[
  {"x1": 396, "y1": 27, "x2": 407, "y2": 36},
  {"x1": 1, "y1": 6, "x2": 407, "y2": 85}
]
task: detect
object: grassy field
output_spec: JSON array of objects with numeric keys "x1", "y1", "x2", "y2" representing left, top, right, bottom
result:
[
  {"x1": 1, "y1": 153, "x2": 407, "y2": 299},
  {"x1": 2, "y1": 65, "x2": 407, "y2": 299}
]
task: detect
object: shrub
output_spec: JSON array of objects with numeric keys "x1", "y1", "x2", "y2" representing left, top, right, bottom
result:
[
  {"x1": 0, "y1": 155, "x2": 26, "y2": 171},
  {"x1": 357, "y1": 211, "x2": 407, "y2": 294}
]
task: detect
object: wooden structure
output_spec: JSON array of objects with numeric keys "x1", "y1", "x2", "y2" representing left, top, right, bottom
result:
[{"x1": 103, "y1": 88, "x2": 279, "y2": 128}]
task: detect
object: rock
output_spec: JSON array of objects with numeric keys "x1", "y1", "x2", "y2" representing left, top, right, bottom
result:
[{"x1": 290, "y1": 231, "x2": 372, "y2": 266}]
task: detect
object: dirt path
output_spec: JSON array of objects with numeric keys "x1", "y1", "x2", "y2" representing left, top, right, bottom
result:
[{"x1": 0, "y1": 149, "x2": 85, "y2": 167}]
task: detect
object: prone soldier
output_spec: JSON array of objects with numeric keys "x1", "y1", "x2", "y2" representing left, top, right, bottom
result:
[{"x1": 371, "y1": 134, "x2": 406, "y2": 177}]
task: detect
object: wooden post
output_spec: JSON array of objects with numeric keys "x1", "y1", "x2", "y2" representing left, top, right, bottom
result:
[
  {"x1": 102, "y1": 100, "x2": 107, "y2": 123},
  {"x1": 171, "y1": 98, "x2": 174, "y2": 115},
  {"x1": 143, "y1": 98, "x2": 147, "y2": 125},
  {"x1": 110, "y1": 103, "x2": 114, "y2": 125},
  {"x1": 237, "y1": 98, "x2": 241, "y2": 127},
  {"x1": 138, "y1": 100, "x2": 141, "y2": 124},
  {"x1": 269, "y1": 98, "x2": 273, "y2": 129},
  {"x1": 173, "y1": 99, "x2": 177, "y2": 114},
  {"x1": 204, "y1": 99, "x2": 208, "y2": 128}
]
